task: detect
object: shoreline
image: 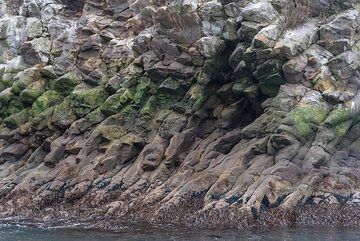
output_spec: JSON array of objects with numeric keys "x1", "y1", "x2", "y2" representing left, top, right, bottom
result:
[{"x1": 0, "y1": 203, "x2": 359, "y2": 231}]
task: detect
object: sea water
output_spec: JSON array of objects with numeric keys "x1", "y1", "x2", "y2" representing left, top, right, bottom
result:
[{"x1": 0, "y1": 221, "x2": 359, "y2": 241}]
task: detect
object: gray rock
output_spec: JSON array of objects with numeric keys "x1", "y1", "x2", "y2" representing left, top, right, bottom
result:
[
  {"x1": 26, "y1": 17, "x2": 43, "y2": 39},
  {"x1": 282, "y1": 44, "x2": 333, "y2": 83},
  {"x1": 181, "y1": 0, "x2": 198, "y2": 12},
  {"x1": 20, "y1": 37, "x2": 52, "y2": 64},
  {"x1": 241, "y1": 2, "x2": 278, "y2": 24},
  {"x1": 202, "y1": 20, "x2": 225, "y2": 37},
  {"x1": 198, "y1": 1, "x2": 224, "y2": 21},
  {"x1": 304, "y1": 146, "x2": 330, "y2": 169},
  {"x1": 229, "y1": 43, "x2": 246, "y2": 69},
  {"x1": 319, "y1": 10, "x2": 359, "y2": 55},
  {"x1": 0, "y1": 143, "x2": 28, "y2": 164},
  {"x1": 252, "y1": 24, "x2": 283, "y2": 49},
  {"x1": 328, "y1": 50, "x2": 360, "y2": 81},
  {"x1": 274, "y1": 23, "x2": 319, "y2": 59},
  {"x1": 132, "y1": 30, "x2": 153, "y2": 54},
  {"x1": 44, "y1": 137, "x2": 66, "y2": 167},
  {"x1": 224, "y1": 2, "x2": 242, "y2": 18},
  {"x1": 5, "y1": 56, "x2": 28, "y2": 74},
  {"x1": 222, "y1": 19, "x2": 238, "y2": 40},
  {"x1": 196, "y1": 36, "x2": 225, "y2": 59},
  {"x1": 238, "y1": 21, "x2": 266, "y2": 42}
]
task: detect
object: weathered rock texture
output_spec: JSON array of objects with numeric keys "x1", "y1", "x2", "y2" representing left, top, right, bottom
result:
[{"x1": 0, "y1": 0, "x2": 359, "y2": 228}]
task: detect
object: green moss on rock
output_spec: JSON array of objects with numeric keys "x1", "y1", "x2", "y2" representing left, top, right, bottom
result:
[
  {"x1": 31, "y1": 90, "x2": 62, "y2": 117},
  {"x1": 71, "y1": 87, "x2": 109, "y2": 117},
  {"x1": 140, "y1": 96, "x2": 157, "y2": 116},
  {"x1": 0, "y1": 88, "x2": 13, "y2": 106},
  {"x1": 259, "y1": 83, "x2": 280, "y2": 97},
  {"x1": 100, "y1": 88, "x2": 133, "y2": 116},
  {"x1": 120, "y1": 105, "x2": 137, "y2": 118},
  {"x1": 334, "y1": 120, "x2": 352, "y2": 138},
  {"x1": 52, "y1": 99, "x2": 77, "y2": 129},
  {"x1": 31, "y1": 107, "x2": 54, "y2": 129},
  {"x1": 8, "y1": 98, "x2": 24, "y2": 115},
  {"x1": 3, "y1": 108, "x2": 30, "y2": 129},
  {"x1": 53, "y1": 71, "x2": 82, "y2": 95},
  {"x1": 20, "y1": 80, "x2": 46, "y2": 104},
  {"x1": 11, "y1": 70, "x2": 39, "y2": 95},
  {"x1": 0, "y1": 81, "x2": 5, "y2": 93},
  {"x1": 184, "y1": 84, "x2": 211, "y2": 112},
  {"x1": 323, "y1": 105, "x2": 351, "y2": 127},
  {"x1": 97, "y1": 124, "x2": 126, "y2": 141},
  {"x1": 290, "y1": 105, "x2": 328, "y2": 138},
  {"x1": 86, "y1": 108, "x2": 105, "y2": 125},
  {"x1": 243, "y1": 85, "x2": 258, "y2": 99},
  {"x1": 2, "y1": 73, "x2": 15, "y2": 87},
  {"x1": 132, "y1": 78, "x2": 156, "y2": 108}
]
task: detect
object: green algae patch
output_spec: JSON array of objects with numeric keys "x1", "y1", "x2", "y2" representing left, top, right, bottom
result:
[
  {"x1": 53, "y1": 71, "x2": 82, "y2": 95},
  {"x1": 4, "y1": 108, "x2": 30, "y2": 129},
  {"x1": 31, "y1": 90, "x2": 62, "y2": 117},
  {"x1": 140, "y1": 96, "x2": 157, "y2": 116},
  {"x1": 259, "y1": 83, "x2": 280, "y2": 97},
  {"x1": 100, "y1": 88, "x2": 133, "y2": 116},
  {"x1": 323, "y1": 105, "x2": 351, "y2": 127},
  {"x1": 120, "y1": 104, "x2": 138, "y2": 119},
  {"x1": 156, "y1": 92, "x2": 181, "y2": 109},
  {"x1": 71, "y1": 87, "x2": 109, "y2": 117},
  {"x1": 86, "y1": 108, "x2": 105, "y2": 125},
  {"x1": 323, "y1": 106, "x2": 353, "y2": 141},
  {"x1": 290, "y1": 105, "x2": 328, "y2": 138},
  {"x1": 334, "y1": 120, "x2": 352, "y2": 138},
  {"x1": 31, "y1": 106, "x2": 54, "y2": 129},
  {"x1": 2, "y1": 73, "x2": 15, "y2": 87},
  {"x1": 0, "y1": 81, "x2": 6, "y2": 93},
  {"x1": 132, "y1": 78, "x2": 157, "y2": 104},
  {"x1": 52, "y1": 99, "x2": 77, "y2": 129},
  {"x1": 96, "y1": 124, "x2": 127, "y2": 141},
  {"x1": 185, "y1": 84, "x2": 209, "y2": 112},
  {"x1": 20, "y1": 80, "x2": 46, "y2": 104},
  {"x1": 192, "y1": 92, "x2": 207, "y2": 111},
  {"x1": 8, "y1": 98, "x2": 24, "y2": 116},
  {"x1": 155, "y1": 77, "x2": 187, "y2": 109},
  {"x1": 0, "y1": 88, "x2": 13, "y2": 106}
]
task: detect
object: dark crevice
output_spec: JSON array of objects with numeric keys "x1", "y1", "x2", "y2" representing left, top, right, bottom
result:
[
  {"x1": 260, "y1": 195, "x2": 270, "y2": 211},
  {"x1": 58, "y1": 0, "x2": 85, "y2": 13}
]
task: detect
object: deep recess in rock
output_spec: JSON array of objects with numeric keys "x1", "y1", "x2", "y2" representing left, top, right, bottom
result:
[
  {"x1": 0, "y1": 0, "x2": 358, "y2": 229},
  {"x1": 58, "y1": 0, "x2": 85, "y2": 13}
]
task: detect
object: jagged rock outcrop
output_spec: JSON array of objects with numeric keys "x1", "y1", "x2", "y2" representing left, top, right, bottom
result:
[{"x1": 0, "y1": 0, "x2": 358, "y2": 228}]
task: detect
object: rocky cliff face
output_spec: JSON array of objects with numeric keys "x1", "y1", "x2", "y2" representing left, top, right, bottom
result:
[{"x1": 0, "y1": 0, "x2": 359, "y2": 228}]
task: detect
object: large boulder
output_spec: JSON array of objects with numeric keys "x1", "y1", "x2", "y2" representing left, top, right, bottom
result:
[
  {"x1": 195, "y1": 36, "x2": 225, "y2": 59},
  {"x1": 252, "y1": 24, "x2": 284, "y2": 49},
  {"x1": 241, "y1": 2, "x2": 278, "y2": 24},
  {"x1": 319, "y1": 10, "x2": 359, "y2": 55},
  {"x1": 274, "y1": 23, "x2": 319, "y2": 59}
]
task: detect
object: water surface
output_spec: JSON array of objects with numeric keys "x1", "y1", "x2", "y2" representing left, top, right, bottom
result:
[{"x1": 0, "y1": 221, "x2": 359, "y2": 241}]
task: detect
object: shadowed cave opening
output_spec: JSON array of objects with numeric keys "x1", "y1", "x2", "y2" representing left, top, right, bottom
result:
[{"x1": 198, "y1": 41, "x2": 270, "y2": 132}]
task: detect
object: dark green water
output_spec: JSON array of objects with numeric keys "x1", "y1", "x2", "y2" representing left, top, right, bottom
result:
[{"x1": 0, "y1": 221, "x2": 359, "y2": 241}]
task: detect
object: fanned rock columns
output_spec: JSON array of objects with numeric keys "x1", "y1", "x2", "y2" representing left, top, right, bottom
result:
[{"x1": 0, "y1": 0, "x2": 358, "y2": 228}]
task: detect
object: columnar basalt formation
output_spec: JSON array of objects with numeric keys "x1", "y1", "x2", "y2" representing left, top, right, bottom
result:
[{"x1": 0, "y1": 0, "x2": 358, "y2": 228}]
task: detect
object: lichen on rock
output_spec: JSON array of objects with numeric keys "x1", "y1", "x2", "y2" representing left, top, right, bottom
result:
[{"x1": 0, "y1": 0, "x2": 358, "y2": 229}]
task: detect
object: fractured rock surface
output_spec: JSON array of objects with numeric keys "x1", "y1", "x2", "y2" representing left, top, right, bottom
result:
[{"x1": 0, "y1": 0, "x2": 358, "y2": 228}]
